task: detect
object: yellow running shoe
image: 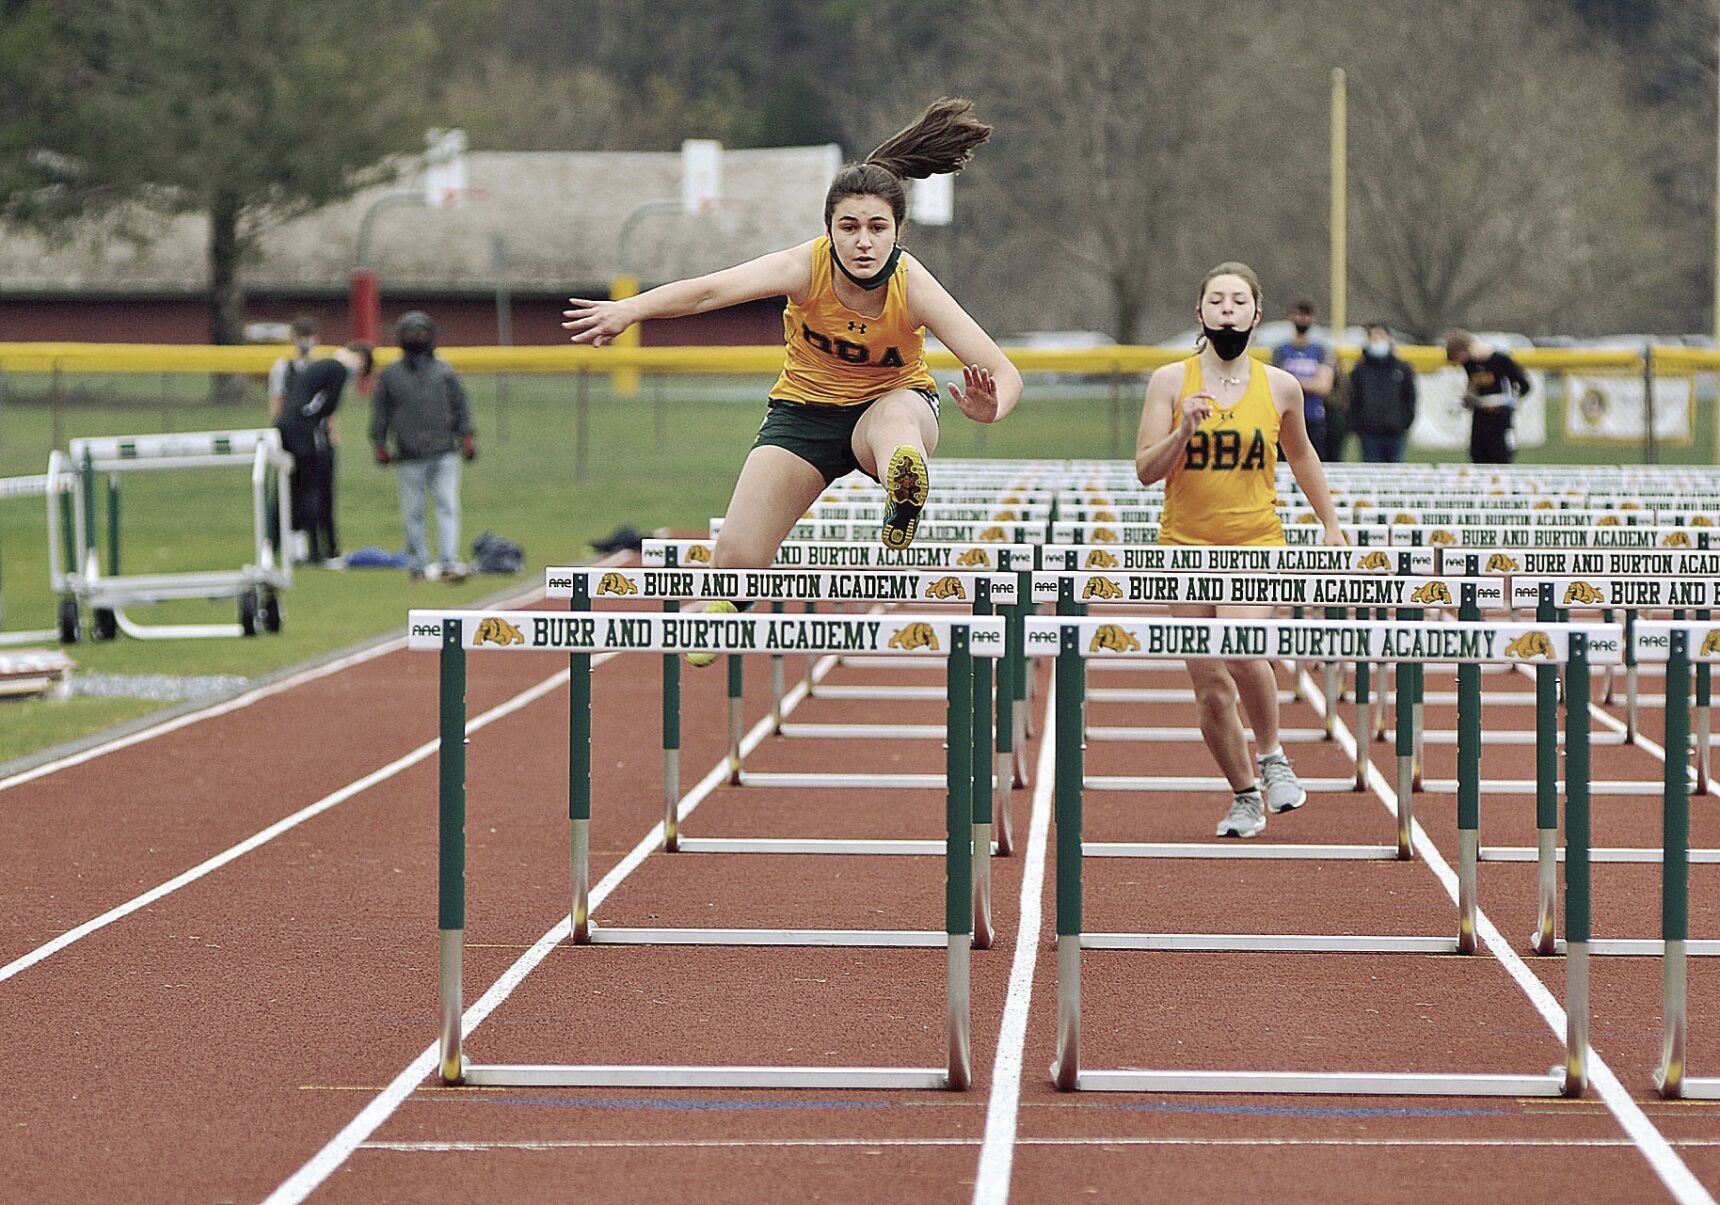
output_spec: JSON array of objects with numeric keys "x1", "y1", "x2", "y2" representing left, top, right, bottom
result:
[
  {"x1": 881, "y1": 445, "x2": 928, "y2": 550},
  {"x1": 685, "y1": 598, "x2": 738, "y2": 668}
]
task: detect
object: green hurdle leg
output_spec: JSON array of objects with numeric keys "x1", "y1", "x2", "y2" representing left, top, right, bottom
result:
[
  {"x1": 769, "y1": 600, "x2": 786, "y2": 733},
  {"x1": 662, "y1": 599, "x2": 682, "y2": 851},
  {"x1": 105, "y1": 472, "x2": 121, "y2": 577},
  {"x1": 1600, "y1": 608, "x2": 1617, "y2": 705},
  {"x1": 1564, "y1": 635, "x2": 1592, "y2": 1097},
  {"x1": 570, "y1": 640, "x2": 593, "y2": 943},
  {"x1": 1322, "y1": 606, "x2": 1342, "y2": 738},
  {"x1": 727, "y1": 652, "x2": 744, "y2": 785},
  {"x1": 971, "y1": 588, "x2": 995, "y2": 949},
  {"x1": 1011, "y1": 597, "x2": 1031, "y2": 787},
  {"x1": 945, "y1": 628, "x2": 975, "y2": 1090},
  {"x1": 1354, "y1": 617, "x2": 1372, "y2": 790},
  {"x1": 1393, "y1": 606, "x2": 1422, "y2": 858},
  {"x1": 1623, "y1": 609, "x2": 1639, "y2": 744},
  {"x1": 1697, "y1": 609, "x2": 1711, "y2": 796},
  {"x1": 1656, "y1": 629, "x2": 1691, "y2": 1097},
  {"x1": 1456, "y1": 585, "x2": 1482, "y2": 954},
  {"x1": 438, "y1": 617, "x2": 468, "y2": 1084},
  {"x1": 1530, "y1": 585, "x2": 1559, "y2": 955},
  {"x1": 1051, "y1": 625, "x2": 1085, "y2": 1091},
  {"x1": 994, "y1": 598, "x2": 1018, "y2": 855}
]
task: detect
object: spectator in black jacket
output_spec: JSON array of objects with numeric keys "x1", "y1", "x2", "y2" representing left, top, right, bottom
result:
[
  {"x1": 1347, "y1": 323, "x2": 1417, "y2": 463},
  {"x1": 278, "y1": 341, "x2": 372, "y2": 563},
  {"x1": 1444, "y1": 329, "x2": 1531, "y2": 465},
  {"x1": 369, "y1": 311, "x2": 477, "y2": 582}
]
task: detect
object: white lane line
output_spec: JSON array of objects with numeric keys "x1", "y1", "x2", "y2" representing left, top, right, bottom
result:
[
  {"x1": 361, "y1": 1136, "x2": 1720, "y2": 1152},
  {"x1": 1306, "y1": 670, "x2": 1717, "y2": 1205},
  {"x1": 972, "y1": 679, "x2": 1057, "y2": 1205},
  {"x1": 0, "y1": 576, "x2": 560, "y2": 795},
  {"x1": 263, "y1": 657, "x2": 839, "y2": 1205},
  {"x1": 0, "y1": 658, "x2": 588, "y2": 986}
]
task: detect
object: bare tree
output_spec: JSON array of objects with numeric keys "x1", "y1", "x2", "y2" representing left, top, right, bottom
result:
[{"x1": 1331, "y1": 2, "x2": 1673, "y2": 339}]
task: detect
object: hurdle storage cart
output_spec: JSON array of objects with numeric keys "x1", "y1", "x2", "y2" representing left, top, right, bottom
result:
[{"x1": 47, "y1": 430, "x2": 294, "y2": 641}]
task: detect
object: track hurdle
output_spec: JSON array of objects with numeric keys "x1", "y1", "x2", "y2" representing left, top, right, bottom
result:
[
  {"x1": 1634, "y1": 623, "x2": 1720, "y2": 1098},
  {"x1": 414, "y1": 607, "x2": 1003, "y2": 1090},
  {"x1": 544, "y1": 565, "x2": 1014, "y2": 945},
  {"x1": 642, "y1": 537, "x2": 1040, "y2": 807},
  {"x1": 0, "y1": 473, "x2": 74, "y2": 646},
  {"x1": 1031, "y1": 613, "x2": 1621, "y2": 1097}
]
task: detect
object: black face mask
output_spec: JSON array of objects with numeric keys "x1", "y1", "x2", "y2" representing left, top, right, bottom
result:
[
  {"x1": 1202, "y1": 325, "x2": 1252, "y2": 362},
  {"x1": 1293, "y1": 321, "x2": 1312, "y2": 336},
  {"x1": 400, "y1": 336, "x2": 433, "y2": 357},
  {"x1": 830, "y1": 241, "x2": 902, "y2": 291}
]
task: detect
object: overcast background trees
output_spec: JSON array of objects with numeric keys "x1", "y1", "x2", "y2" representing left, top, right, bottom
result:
[{"x1": 4, "y1": 0, "x2": 1716, "y2": 343}]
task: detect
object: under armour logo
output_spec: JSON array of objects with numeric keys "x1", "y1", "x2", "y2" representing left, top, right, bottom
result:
[{"x1": 847, "y1": 322, "x2": 868, "y2": 334}]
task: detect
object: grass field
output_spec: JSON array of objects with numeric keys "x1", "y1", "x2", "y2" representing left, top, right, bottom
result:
[{"x1": 0, "y1": 365, "x2": 1713, "y2": 765}]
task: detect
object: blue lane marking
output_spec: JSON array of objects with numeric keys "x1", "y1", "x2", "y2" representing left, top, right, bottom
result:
[
  {"x1": 487, "y1": 1097, "x2": 893, "y2": 1112},
  {"x1": 1109, "y1": 1102, "x2": 1512, "y2": 1120}
]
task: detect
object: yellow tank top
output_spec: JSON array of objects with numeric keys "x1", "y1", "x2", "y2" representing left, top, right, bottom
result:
[
  {"x1": 1158, "y1": 355, "x2": 1286, "y2": 546},
  {"x1": 769, "y1": 236, "x2": 937, "y2": 406}
]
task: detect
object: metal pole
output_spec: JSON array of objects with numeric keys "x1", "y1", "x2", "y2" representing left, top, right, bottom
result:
[
  {"x1": 492, "y1": 234, "x2": 512, "y2": 445},
  {"x1": 995, "y1": 596, "x2": 1018, "y2": 856},
  {"x1": 437, "y1": 617, "x2": 468, "y2": 1084},
  {"x1": 971, "y1": 585, "x2": 995, "y2": 950},
  {"x1": 769, "y1": 601, "x2": 785, "y2": 734},
  {"x1": 1656, "y1": 629, "x2": 1691, "y2": 1097},
  {"x1": 945, "y1": 627, "x2": 974, "y2": 1090},
  {"x1": 1699, "y1": 608, "x2": 1713, "y2": 795},
  {"x1": 1354, "y1": 626, "x2": 1371, "y2": 791},
  {"x1": 1644, "y1": 343, "x2": 1659, "y2": 466},
  {"x1": 1563, "y1": 635, "x2": 1592, "y2": 1097},
  {"x1": 1051, "y1": 626, "x2": 1085, "y2": 1091},
  {"x1": 662, "y1": 594, "x2": 682, "y2": 851},
  {"x1": 570, "y1": 580, "x2": 592, "y2": 942},
  {"x1": 1394, "y1": 605, "x2": 1418, "y2": 859},
  {"x1": 1532, "y1": 583, "x2": 1559, "y2": 955},
  {"x1": 1456, "y1": 583, "x2": 1482, "y2": 955},
  {"x1": 1330, "y1": 66, "x2": 1348, "y2": 342}
]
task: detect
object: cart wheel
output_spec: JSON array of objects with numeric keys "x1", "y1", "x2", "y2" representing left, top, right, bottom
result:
[
  {"x1": 57, "y1": 598, "x2": 82, "y2": 645},
  {"x1": 239, "y1": 588, "x2": 260, "y2": 637},
  {"x1": 92, "y1": 608, "x2": 118, "y2": 641},
  {"x1": 261, "y1": 588, "x2": 283, "y2": 634}
]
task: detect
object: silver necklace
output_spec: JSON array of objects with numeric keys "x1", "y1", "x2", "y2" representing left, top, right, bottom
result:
[{"x1": 1215, "y1": 368, "x2": 1245, "y2": 387}]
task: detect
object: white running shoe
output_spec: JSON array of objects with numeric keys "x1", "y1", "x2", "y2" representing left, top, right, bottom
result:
[
  {"x1": 1216, "y1": 789, "x2": 1266, "y2": 838},
  {"x1": 1258, "y1": 750, "x2": 1307, "y2": 814}
]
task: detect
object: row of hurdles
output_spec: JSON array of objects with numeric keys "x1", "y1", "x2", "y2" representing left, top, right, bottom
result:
[{"x1": 408, "y1": 548, "x2": 1716, "y2": 1101}]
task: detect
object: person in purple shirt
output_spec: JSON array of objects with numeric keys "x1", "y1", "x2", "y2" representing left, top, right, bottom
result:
[{"x1": 1271, "y1": 299, "x2": 1338, "y2": 460}]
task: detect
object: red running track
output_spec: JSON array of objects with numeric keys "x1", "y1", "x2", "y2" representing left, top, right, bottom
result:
[{"x1": 1, "y1": 591, "x2": 1717, "y2": 1204}]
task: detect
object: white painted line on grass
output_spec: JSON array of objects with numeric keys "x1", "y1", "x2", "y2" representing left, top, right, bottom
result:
[
  {"x1": 263, "y1": 657, "x2": 839, "y2": 1205},
  {"x1": 0, "y1": 656, "x2": 585, "y2": 985},
  {"x1": 1307, "y1": 671, "x2": 1716, "y2": 1205},
  {"x1": 972, "y1": 680, "x2": 1057, "y2": 1205}
]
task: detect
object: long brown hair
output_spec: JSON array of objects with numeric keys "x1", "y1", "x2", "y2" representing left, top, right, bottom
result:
[{"x1": 823, "y1": 98, "x2": 993, "y2": 227}]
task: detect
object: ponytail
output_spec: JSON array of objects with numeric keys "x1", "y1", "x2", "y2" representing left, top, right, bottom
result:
[{"x1": 823, "y1": 98, "x2": 993, "y2": 227}]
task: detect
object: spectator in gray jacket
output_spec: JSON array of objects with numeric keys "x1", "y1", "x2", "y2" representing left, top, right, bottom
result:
[{"x1": 369, "y1": 311, "x2": 477, "y2": 582}]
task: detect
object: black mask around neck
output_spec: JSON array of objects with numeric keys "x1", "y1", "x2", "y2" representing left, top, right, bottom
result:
[
  {"x1": 830, "y1": 241, "x2": 902, "y2": 291},
  {"x1": 1202, "y1": 325, "x2": 1252, "y2": 362}
]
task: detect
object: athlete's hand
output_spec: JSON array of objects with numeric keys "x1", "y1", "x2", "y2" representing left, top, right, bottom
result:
[
  {"x1": 1322, "y1": 525, "x2": 1349, "y2": 547},
  {"x1": 1179, "y1": 392, "x2": 1215, "y2": 437},
  {"x1": 562, "y1": 297, "x2": 636, "y2": 347},
  {"x1": 948, "y1": 364, "x2": 1002, "y2": 423}
]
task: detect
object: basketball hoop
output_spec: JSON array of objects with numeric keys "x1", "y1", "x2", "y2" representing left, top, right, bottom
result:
[{"x1": 424, "y1": 128, "x2": 469, "y2": 209}]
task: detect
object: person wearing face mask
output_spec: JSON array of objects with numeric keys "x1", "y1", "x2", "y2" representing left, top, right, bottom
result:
[
  {"x1": 1272, "y1": 299, "x2": 1339, "y2": 461},
  {"x1": 268, "y1": 316, "x2": 323, "y2": 562},
  {"x1": 1134, "y1": 262, "x2": 1344, "y2": 839},
  {"x1": 369, "y1": 311, "x2": 478, "y2": 583},
  {"x1": 563, "y1": 98, "x2": 1021, "y2": 664},
  {"x1": 1347, "y1": 323, "x2": 1418, "y2": 463}
]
